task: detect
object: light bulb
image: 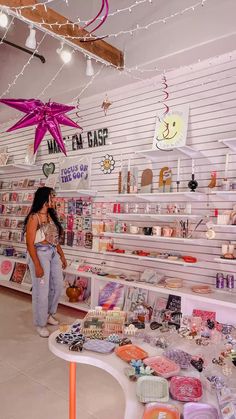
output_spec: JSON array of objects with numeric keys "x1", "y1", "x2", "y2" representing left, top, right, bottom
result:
[
  {"x1": 60, "y1": 49, "x2": 72, "y2": 63},
  {"x1": 25, "y1": 25, "x2": 36, "y2": 49},
  {"x1": 0, "y1": 12, "x2": 8, "y2": 28},
  {"x1": 86, "y1": 57, "x2": 94, "y2": 76}
]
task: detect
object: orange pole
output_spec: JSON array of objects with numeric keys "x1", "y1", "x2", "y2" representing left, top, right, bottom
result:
[{"x1": 69, "y1": 362, "x2": 76, "y2": 419}]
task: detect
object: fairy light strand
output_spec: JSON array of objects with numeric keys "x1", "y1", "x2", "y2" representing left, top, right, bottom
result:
[
  {"x1": 3, "y1": 0, "x2": 208, "y2": 41},
  {"x1": 0, "y1": 33, "x2": 47, "y2": 98},
  {"x1": 38, "y1": 50, "x2": 76, "y2": 98}
]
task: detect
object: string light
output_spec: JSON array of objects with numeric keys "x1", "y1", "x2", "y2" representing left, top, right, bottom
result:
[
  {"x1": 39, "y1": 50, "x2": 75, "y2": 98},
  {"x1": 71, "y1": 64, "x2": 105, "y2": 102},
  {"x1": 2, "y1": 0, "x2": 208, "y2": 41},
  {"x1": 0, "y1": 33, "x2": 47, "y2": 98},
  {"x1": 3, "y1": 0, "x2": 65, "y2": 10}
]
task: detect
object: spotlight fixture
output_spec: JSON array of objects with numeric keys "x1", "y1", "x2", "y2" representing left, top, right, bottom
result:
[
  {"x1": 25, "y1": 24, "x2": 36, "y2": 49},
  {"x1": 86, "y1": 56, "x2": 94, "y2": 76},
  {"x1": 0, "y1": 12, "x2": 8, "y2": 28},
  {"x1": 56, "y1": 43, "x2": 72, "y2": 64}
]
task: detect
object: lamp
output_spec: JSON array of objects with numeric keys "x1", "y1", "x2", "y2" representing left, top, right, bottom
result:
[
  {"x1": 86, "y1": 56, "x2": 94, "y2": 76},
  {"x1": 56, "y1": 43, "x2": 72, "y2": 64},
  {"x1": 25, "y1": 25, "x2": 36, "y2": 49},
  {"x1": 0, "y1": 12, "x2": 8, "y2": 28}
]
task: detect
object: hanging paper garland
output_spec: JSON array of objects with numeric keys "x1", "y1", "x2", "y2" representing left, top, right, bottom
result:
[{"x1": 100, "y1": 154, "x2": 115, "y2": 174}]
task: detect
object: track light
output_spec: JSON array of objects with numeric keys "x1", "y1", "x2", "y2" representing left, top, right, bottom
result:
[
  {"x1": 25, "y1": 25, "x2": 36, "y2": 49},
  {"x1": 0, "y1": 12, "x2": 8, "y2": 28},
  {"x1": 56, "y1": 43, "x2": 72, "y2": 64},
  {"x1": 86, "y1": 56, "x2": 94, "y2": 76}
]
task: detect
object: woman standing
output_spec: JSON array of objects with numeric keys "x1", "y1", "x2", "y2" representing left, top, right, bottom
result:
[{"x1": 24, "y1": 187, "x2": 67, "y2": 337}]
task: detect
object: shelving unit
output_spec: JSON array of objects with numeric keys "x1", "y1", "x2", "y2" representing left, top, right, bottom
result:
[
  {"x1": 218, "y1": 138, "x2": 236, "y2": 152},
  {"x1": 56, "y1": 189, "x2": 97, "y2": 197},
  {"x1": 98, "y1": 213, "x2": 201, "y2": 221},
  {"x1": 212, "y1": 191, "x2": 236, "y2": 200},
  {"x1": 97, "y1": 232, "x2": 197, "y2": 243},
  {"x1": 210, "y1": 224, "x2": 236, "y2": 230},
  {"x1": 1, "y1": 257, "x2": 236, "y2": 314},
  {"x1": 135, "y1": 146, "x2": 202, "y2": 160},
  {"x1": 100, "y1": 192, "x2": 206, "y2": 202},
  {"x1": 99, "y1": 251, "x2": 197, "y2": 266},
  {"x1": 214, "y1": 257, "x2": 236, "y2": 264},
  {"x1": 0, "y1": 164, "x2": 38, "y2": 173}
]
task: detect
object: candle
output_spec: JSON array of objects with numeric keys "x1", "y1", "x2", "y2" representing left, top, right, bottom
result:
[
  {"x1": 128, "y1": 159, "x2": 131, "y2": 171},
  {"x1": 225, "y1": 153, "x2": 229, "y2": 179},
  {"x1": 177, "y1": 158, "x2": 181, "y2": 181},
  {"x1": 191, "y1": 159, "x2": 195, "y2": 175},
  {"x1": 120, "y1": 155, "x2": 123, "y2": 171}
]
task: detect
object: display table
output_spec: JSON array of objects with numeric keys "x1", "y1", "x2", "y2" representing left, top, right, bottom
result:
[
  {"x1": 49, "y1": 331, "x2": 151, "y2": 419},
  {"x1": 49, "y1": 331, "x2": 219, "y2": 419}
]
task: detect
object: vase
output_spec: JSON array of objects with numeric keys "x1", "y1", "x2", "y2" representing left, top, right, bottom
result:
[{"x1": 66, "y1": 286, "x2": 81, "y2": 303}]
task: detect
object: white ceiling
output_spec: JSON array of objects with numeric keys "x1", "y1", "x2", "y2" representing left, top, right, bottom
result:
[{"x1": 0, "y1": 0, "x2": 236, "y2": 122}]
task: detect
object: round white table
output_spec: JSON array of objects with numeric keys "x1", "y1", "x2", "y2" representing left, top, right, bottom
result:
[
  {"x1": 49, "y1": 331, "x2": 219, "y2": 419},
  {"x1": 49, "y1": 331, "x2": 150, "y2": 419}
]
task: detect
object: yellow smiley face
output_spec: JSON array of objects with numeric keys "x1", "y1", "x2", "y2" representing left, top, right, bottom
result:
[{"x1": 156, "y1": 113, "x2": 184, "y2": 142}]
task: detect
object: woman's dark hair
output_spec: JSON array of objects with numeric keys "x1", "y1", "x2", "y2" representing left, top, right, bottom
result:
[{"x1": 23, "y1": 187, "x2": 63, "y2": 237}]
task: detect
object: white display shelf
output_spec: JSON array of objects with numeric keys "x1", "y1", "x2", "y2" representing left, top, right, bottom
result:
[
  {"x1": 0, "y1": 278, "x2": 89, "y2": 312},
  {"x1": 101, "y1": 212, "x2": 201, "y2": 221},
  {"x1": 94, "y1": 274, "x2": 236, "y2": 310},
  {"x1": 0, "y1": 164, "x2": 38, "y2": 173},
  {"x1": 135, "y1": 146, "x2": 202, "y2": 160},
  {"x1": 100, "y1": 192, "x2": 206, "y2": 202},
  {"x1": 99, "y1": 251, "x2": 197, "y2": 266},
  {"x1": 0, "y1": 256, "x2": 28, "y2": 264},
  {"x1": 0, "y1": 280, "x2": 31, "y2": 294},
  {"x1": 58, "y1": 296, "x2": 90, "y2": 312},
  {"x1": 56, "y1": 189, "x2": 97, "y2": 197},
  {"x1": 62, "y1": 267, "x2": 236, "y2": 310},
  {"x1": 1, "y1": 263, "x2": 236, "y2": 312},
  {"x1": 97, "y1": 232, "x2": 197, "y2": 243},
  {"x1": 214, "y1": 257, "x2": 236, "y2": 264},
  {"x1": 212, "y1": 191, "x2": 236, "y2": 200},
  {"x1": 210, "y1": 224, "x2": 236, "y2": 230},
  {"x1": 218, "y1": 138, "x2": 236, "y2": 152}
]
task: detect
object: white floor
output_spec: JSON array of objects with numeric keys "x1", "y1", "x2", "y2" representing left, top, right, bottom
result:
[{"x1": 0, "y1": 288, "x2": 125, "y2": 419}]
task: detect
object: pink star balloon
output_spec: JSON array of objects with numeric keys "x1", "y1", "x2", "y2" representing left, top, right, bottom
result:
[{"x1": 0, "y1": 98, "x2": 82, "y2": 155}]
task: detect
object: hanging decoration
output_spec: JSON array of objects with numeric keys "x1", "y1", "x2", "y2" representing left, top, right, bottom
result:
[
  {"x1": 0, "y1": 98, "x2": 82, "y2": 155},
  {"x1": 81, "y1": 0, "x2": 109, "y2": 41},
  {"x1": 100, "y1": 154, "x2": 115, "y2": 174},
  {"x1": 152, "y1": 105, "x2": 189, "y2": 151},
  {"x1": 42, "y1": 162, "x2": 55, "y2": 177},
  {"x1": 101, "y1": 95, "x2": 112, "y2": 115},
  {"x1": 161, "y1": 75, "x2": 169, "y2": 117}
]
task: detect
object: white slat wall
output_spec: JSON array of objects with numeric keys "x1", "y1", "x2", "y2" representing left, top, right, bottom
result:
[{"x1": 1, "y1": 49, "x2": 236, "y2": 288}]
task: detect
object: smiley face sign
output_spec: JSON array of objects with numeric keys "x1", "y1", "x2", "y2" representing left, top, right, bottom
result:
[{"x1": 153, "y1": 106, "x2": 189, "y2": 151}]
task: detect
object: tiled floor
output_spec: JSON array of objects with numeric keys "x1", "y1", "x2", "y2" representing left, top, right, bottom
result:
[{"x1": 0, "y1": 288, "x2": 125, "y2": 419}]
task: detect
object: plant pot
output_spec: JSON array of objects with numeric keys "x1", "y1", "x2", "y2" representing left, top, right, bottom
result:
[{"x1": 66, "y1": 286, "x2": 82, "y2": 303}]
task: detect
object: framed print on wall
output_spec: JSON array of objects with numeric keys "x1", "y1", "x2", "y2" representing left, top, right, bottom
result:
[{"x1": 152, "y1": 105, "x2": 189, "y2": 151}]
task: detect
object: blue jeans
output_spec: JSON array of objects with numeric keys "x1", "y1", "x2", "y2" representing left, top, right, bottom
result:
[{"x1": 28, "y1": 244, "x2": 63, "y2": 327}]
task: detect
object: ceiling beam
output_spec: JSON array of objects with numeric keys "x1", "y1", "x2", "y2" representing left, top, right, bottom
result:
[{"x1": 0, "y1": 0, "x2": 124, "y2": 68}]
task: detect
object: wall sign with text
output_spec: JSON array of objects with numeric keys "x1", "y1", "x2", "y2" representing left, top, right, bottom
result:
[{"x1": 47, "y1": 128, "x2": 108, "y2": 154}]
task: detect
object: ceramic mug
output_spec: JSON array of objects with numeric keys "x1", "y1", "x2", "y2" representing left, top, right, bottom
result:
[
  {"x1": 153, "y1": 226, "x2": 162, "y2": 236},
  {"x1": 130, "y1": 225, "x2": 140, "y2": 234},
  {"x1": 163, "y1": 226, "x2": 173, "y2": 237},
  {"x1": 143, "y1": 227, "x2": 153, "y2": 236}
]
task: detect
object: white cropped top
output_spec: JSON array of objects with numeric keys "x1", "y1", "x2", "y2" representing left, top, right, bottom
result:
[{"x1": 34, "y1": 214, "x2": 59, "y2": 245}]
